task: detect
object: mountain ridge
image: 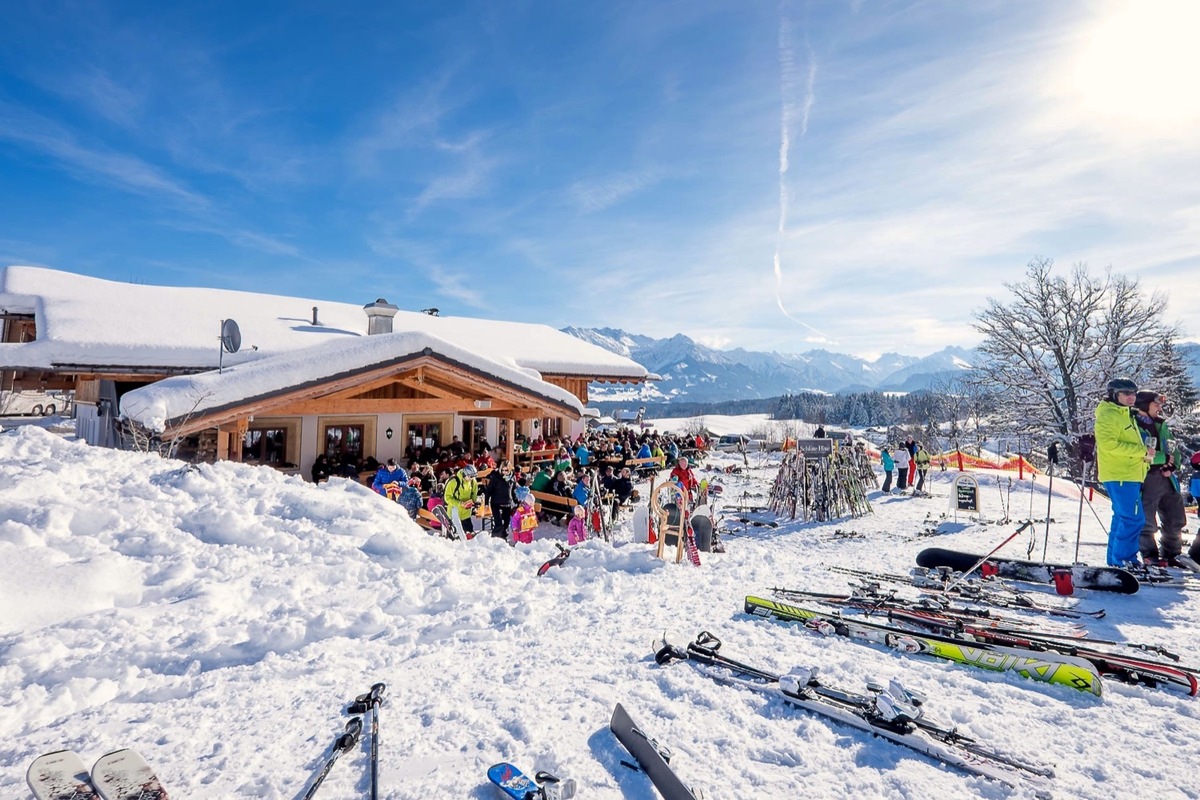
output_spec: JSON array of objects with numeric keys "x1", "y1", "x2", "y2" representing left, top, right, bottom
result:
[{"x1": 560, "y1": 326, "x2": 978, "y2": 403}]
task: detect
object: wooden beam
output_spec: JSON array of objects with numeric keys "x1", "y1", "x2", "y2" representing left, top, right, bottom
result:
[
  {"x1": 269, "y1": 397, "x2": 520, "y2": 415},
  {"x1": 394, "y1": 376, "x2": 460, "y2": 399}
]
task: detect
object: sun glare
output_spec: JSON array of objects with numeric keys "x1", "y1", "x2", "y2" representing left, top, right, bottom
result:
[{"x1": 1064, "y1": 0, "x2": 1200, "y2": 137}]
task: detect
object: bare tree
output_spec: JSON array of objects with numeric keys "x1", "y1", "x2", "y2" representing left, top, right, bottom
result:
[
  {"x1": 973, "y1": 259, "x2": 1176, "y2": 458},
  {"x1": 119, "y1": 391, "x2": 214, "y2": 459}
]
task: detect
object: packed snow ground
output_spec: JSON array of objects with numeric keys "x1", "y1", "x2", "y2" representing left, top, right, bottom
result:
[{"x1": 3, "y1": 425, "x2": 1200, "y2": 799}]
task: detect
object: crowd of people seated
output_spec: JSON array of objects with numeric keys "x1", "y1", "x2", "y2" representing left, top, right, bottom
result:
[{"x1": 308, "y1": 426, "x2": 710, "y2": 540}]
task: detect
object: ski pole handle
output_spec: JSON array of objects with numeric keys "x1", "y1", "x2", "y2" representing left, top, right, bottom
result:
[{"x1": 336, "y1": 716, "x2": 364, "y2": 752}]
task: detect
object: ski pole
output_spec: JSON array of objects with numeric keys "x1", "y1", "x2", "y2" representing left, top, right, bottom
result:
[
  {"x1": 943, "y1": 521, "x2": 1035, "y2": 594},
  {"x1": 1042, "y1": 455, "x2": 1055, "y2": 562},
  {"x1": 349, "y1": 682, "x2": 387, "y2": 800},
  {"x1": 302, "y1": 716, "x2": 363, "y2": 800},
  {"x1": 1073, "y1": 458, "x2": 1087, "y2": 563}
]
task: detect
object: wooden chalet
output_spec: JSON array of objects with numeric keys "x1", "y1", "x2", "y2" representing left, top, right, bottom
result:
[{"x1": 0, "y1": 266, "x2": 650, "y2": 477}]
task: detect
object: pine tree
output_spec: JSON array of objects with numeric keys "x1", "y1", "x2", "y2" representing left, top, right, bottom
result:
[{"x1": 1145, "y1": 337, "x2": 1199, "y2": 435}]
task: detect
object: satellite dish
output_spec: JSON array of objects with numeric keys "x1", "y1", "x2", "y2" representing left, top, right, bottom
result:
[{"x1": 220, "y1": 319, "x2": 242, "y2": 354}]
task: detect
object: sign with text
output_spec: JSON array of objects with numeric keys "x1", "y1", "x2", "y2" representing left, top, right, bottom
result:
[
  {"x1": 796, "y1": 438, "x2": 834, "y2": 458},
  {"x1": 827, "y1": 431, "x2": 851, "y2": 441},
  {"x1": 951, "y1": 473, "x2": 981, "y2": 512}
]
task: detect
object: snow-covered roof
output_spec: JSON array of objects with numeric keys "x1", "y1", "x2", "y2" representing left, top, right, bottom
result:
[
  {"x1": 0, "y1": 266, "x2": 647, "y2": 380},
  {"x1": 120, "y1": 331, "x2": 584, "y2": 432}
]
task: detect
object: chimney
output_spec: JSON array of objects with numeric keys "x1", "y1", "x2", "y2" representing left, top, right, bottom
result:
[{"x1": 363, "y1": 298, "x2": 399, "y2": 335}]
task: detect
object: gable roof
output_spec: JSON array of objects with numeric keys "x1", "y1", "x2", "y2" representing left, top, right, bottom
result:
[
  {"x1": 120, "y1": 331, "x2": 584, "y2": 433},
  {"x1": 0, "y1": 266, "x2": 647, "y2": 380}
]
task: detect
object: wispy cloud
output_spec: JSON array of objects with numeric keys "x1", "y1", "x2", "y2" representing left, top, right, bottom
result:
[
  {"x1": 773, "y1": 3, "x2": 829, "y2": 343},
  {"x1": 569, "y1": 167, "x2": 668, "y2": 213},
  {"x1": 0, "y1": 102, "x2": 208, "y2": 209}
]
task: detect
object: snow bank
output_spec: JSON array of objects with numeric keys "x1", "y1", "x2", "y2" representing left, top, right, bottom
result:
[{"x1": 2, "y1": 425, "x2": 1198, "y2": 798}]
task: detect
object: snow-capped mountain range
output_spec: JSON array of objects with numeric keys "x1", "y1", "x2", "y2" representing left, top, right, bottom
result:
[{"x1": 561, "y1": 327, "x2": 978, "y2": 404}]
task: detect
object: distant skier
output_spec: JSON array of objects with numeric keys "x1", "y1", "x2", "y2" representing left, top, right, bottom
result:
[
  {"x1": 894, "y1": 446, "x2": 911, "y2": 492},
  {"x1": 880, "y1": 447, "x2": 895, "y2": 493},
  {"x1": 913, "y1": 444, "x2": 932, "y2": 493}
]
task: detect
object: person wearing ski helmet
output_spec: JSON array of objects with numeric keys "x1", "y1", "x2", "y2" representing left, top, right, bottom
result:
[
  {"x1": 1094, "y1": 377, "x2": 1155, "y2": 567},
  {"x1": 444, "y1": 464, "x2": 480, "y2": 536},
  {"x1": 1132, "y1": 391, "x2": 1187, "y2": 566}
]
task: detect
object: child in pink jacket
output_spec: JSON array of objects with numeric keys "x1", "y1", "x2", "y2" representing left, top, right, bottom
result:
[{"x1": 567, "y1": 504, "x2": 588, "y2": 546}]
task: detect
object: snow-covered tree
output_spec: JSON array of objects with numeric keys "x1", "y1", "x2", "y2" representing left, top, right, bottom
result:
[{"x1": 972, "y1": 259, "x2": 1176, "y2": 457}]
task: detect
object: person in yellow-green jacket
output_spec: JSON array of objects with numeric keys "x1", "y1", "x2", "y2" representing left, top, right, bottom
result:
[{"x1": 1094, "y1": 377, "x2": 1155, "y2": 567}]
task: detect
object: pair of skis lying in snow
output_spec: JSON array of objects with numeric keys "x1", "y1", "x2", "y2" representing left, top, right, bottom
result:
[
  {"x1": 655, "y1": 631, "x2": 1055, "y2": 797},
  {"x1": 745, "y1": 594, "x2": 1200, "y2": 696}
]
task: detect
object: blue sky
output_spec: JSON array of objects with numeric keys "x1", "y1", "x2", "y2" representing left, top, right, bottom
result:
[{"x1": 2, "y1": 1, "x2": 1198, "y2": 359}]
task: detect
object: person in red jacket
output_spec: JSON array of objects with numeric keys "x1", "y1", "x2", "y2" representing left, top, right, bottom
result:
[{"x1": 670, "y1": 456, "x2": 699, "y2": 498}]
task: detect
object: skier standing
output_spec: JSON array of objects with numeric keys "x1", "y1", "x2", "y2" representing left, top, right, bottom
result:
[
  {"x1": 485, "y1": 460, "x2": 518, "y2": 540},
  {"x1": 894, "y1": 446, "x2": 911, "y2": 492},
  {"x1": 443, "y1": 465, "x2": 480, "y2": 537},
  {"x1": 913, "y1": 444, "x2": 932, "y2": 493},
  {"x1": 1133, "y1": 391, "x2": 1187, "y2": 566},
  {"x1": 1095, "y1": 378, "x2": 1154, "y2": 567},
  {"x1": 880, "y1": 447, "x2": 895, "y2": 493}
]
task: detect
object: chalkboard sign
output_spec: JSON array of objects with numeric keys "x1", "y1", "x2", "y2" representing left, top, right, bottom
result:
[
  {"x1": 796, "y1": 438, "x2": 834, "y2": 458},
  {"x1": 951, "y1": 473, "x2": 980, "y2": 512}
]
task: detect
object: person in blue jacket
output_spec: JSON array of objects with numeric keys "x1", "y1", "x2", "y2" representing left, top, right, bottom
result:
[
  {"x1": 372, "y1": 458, "x2": 409, "y2": 496},
  {"x1": 636, "y1": 441, "x2": 653, "y2": 460},
  {"x1": 880, "y1": 447, "x2": 895, "y2": 493},
  {"x1": 572, "y1": 471, "x2": 592, "y2": 507}
]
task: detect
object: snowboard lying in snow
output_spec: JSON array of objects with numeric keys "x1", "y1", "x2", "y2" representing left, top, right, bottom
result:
[{"x1": 915, "y1": 547, "x2": 1141, "y2": 594}]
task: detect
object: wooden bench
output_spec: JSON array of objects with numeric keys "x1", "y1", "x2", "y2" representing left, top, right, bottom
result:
[
  {"x1": 515, "y1": 448, "x2": 558, "y2": 471},
  {"x1": 531, "y1": 490, "x2": 577, "y2": 518},
  {"x1": 625, "y1": 456, "x2": 666, "y2": 475}
]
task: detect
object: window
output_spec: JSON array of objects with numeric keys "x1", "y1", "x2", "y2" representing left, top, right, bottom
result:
[
  {"x1": 325, "y1": 424, "x2": 364, "y2": 462},
  {"x1": 461, "y1": 418, "x2": 487, "y2": 453},
  {"x1": 406, "y1": 421, "x2": 441, "y2": 450},
  {"x1": 243, "y1": 427, "x2": 288, "y2": 464},
  {"x1": 541, "y1": 416, "x2": 562, "y2": 439}
]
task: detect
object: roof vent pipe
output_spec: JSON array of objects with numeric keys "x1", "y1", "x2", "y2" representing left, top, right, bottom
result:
[
  {"x1": 312, "y1": 306, "x2": 319, "y2": 326},
  {"x1": 363, "y1": 298, "x2": 399, "y2": 335}
]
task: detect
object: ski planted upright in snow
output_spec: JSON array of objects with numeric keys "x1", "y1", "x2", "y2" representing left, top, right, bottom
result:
[{"x1": 654, "y1": 632, "x2": 1053, "y2": 797}]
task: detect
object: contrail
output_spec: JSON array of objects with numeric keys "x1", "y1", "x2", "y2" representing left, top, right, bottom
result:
[{"x1": 774, "y1": 3, "x2": 829, "y2": 341}]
